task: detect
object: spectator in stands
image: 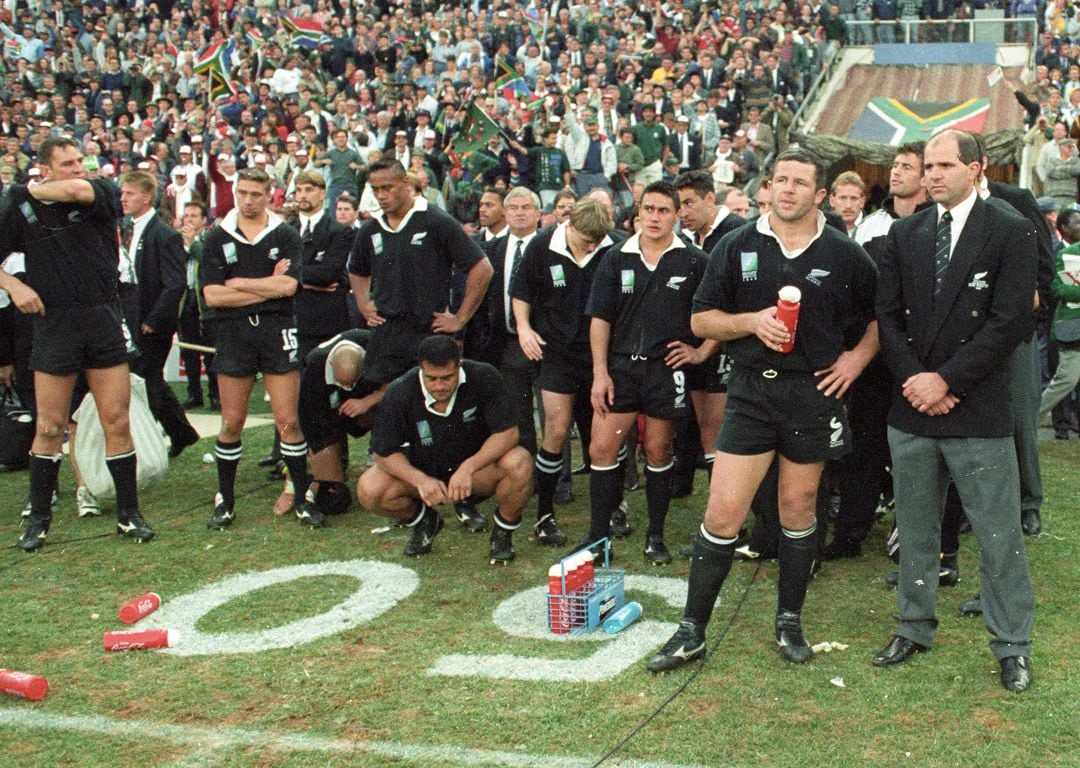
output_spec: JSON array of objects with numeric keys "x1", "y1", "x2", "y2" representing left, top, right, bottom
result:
[
  {"x1": 1042, "y1": 138, "x2": 1080, "y2": 210},
  {"x1": 1037, "y1": 121, "x2": 1070, "y2": 188}
]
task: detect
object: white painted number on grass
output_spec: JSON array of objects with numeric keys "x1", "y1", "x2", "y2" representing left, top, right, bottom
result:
[
  {"x1": 142, "y1": 560, "x2": 418, "y2": 656},
  {"x1": 427, "y1": 575, "x2": 688, "y2": 682}
]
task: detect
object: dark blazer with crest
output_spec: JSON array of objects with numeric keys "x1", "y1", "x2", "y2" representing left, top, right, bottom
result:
[
  {"x1": 134, "y1": 213, "x2": 187, "y2": 337},
  {"x1": 463, "y1": 233, "x2": 516, "y2": 367},
  {"x1": 295, "y1": 214, "x2": 354, "y2": 341},
  {"x1": 876, "y1": 194, "x2": 1038, "y2": 438}
]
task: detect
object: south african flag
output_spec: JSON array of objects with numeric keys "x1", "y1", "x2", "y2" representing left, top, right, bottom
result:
[{"x1": 848, "y1": 97, "x2": 990, "y2": 145}]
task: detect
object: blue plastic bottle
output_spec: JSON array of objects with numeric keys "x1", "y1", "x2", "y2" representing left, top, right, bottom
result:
[{"x1": 602, "y1": 601, "x2": 642, "y2": 634}]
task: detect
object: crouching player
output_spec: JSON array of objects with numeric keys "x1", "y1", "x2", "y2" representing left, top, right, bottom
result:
[
  {"x1": 357, "y1": 335, "x2": 533, "y2": 563},
  {"x1": 298, "y1": 329, "x2": 384, "y2": 516}
]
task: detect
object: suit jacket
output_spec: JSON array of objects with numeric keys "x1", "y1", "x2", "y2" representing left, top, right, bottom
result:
[
  {"x1": 877, "y1": 195, "x2": 1037, "y2": 438},
  {"x1": 686, "y1": 64, "x2": 726, "y2": 91},
  {"x1": 295, "y1": 214, "x2": 354, "y2": 339},
  {"x1": 986, "y1": 180, "x2": 1055, "y2": 317},
  {"x1": 134, "y1": 213, "x2": 187, "y2": 337},
  {"x1": 464, "y1": 234, "x2": 518, "y2": 366},
  {"x1": 666, "y1": 131, "x2": 703, "y2": 170}
]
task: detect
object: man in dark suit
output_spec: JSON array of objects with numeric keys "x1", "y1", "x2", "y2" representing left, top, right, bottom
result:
[
  {"x1": 872, "y1": 130, "x2": 1036, "y2": 693},
  {"x1": 467, "y1": 188, "x2": 543, "y2": 457},
  {"x1": 684, "y1": 52, "x2": 726, "y2": 92},
  {"x1": 291, "y1": 171, "x2": 354, "y2": 361},
  {"x1": 944, "y1": 141, "x2": 1056, "y2": 617},
  {"x1": 119, "y1": 170, "x2": 200, "y2": 458},
  {"x1": 665, "y1": 116, "x2": 703, "y2": 172}
]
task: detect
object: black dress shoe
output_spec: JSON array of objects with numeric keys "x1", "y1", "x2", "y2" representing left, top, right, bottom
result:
[
  {"x1": 670, "y1": 478, "x2": 694, "y2": 499},
  {"x1": 257, "y1": 453, "x2": 282, "y2": 468},
  {"x1": 1000, "y1": 655, "x2": 1032, "y2": 692},
  {"x1": 168, "y1": 428, "x2": 200, "y2": 458},
  {"x1": 1021, "y1": 509, "x2": 1041, "y2": 536},
  {"x1": 554, "y1": 480, "x2": 573, "y2": 505},
  {"x1": 822, "y1": 537, "x2": 862, "y2": 561},
  {"x1": 872, "y1": 635, "x2": 928, "y2": 667},
  {"x1": 959, "y1": 592, "x2": 983, "y2": 616},
  {"x1": 570, "y1": 463, "x2": 590, "y2": 475},
  {"x1": 181, "y1": 397, "x2": 204, "y2": 410}
]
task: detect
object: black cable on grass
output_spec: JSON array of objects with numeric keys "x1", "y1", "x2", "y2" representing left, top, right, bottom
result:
[
  {"x1": 590, "y1": 561, "x2": 762, "y2": 768},
  {"x1": 0, "y1": 480, "x2": 278, "y2": 573}
]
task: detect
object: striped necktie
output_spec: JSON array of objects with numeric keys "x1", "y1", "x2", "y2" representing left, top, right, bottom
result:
[{"x1": 934, "y1": 210, "x2": 952, "y2": 295}]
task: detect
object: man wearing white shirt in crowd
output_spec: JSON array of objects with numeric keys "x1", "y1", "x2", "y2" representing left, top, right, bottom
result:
[
  {"x1": 270, "y1": 57, "x2": 302, "y2": 97},
  {"x1": 173, "y1": 146, "x2": 203, "y2": 192}
]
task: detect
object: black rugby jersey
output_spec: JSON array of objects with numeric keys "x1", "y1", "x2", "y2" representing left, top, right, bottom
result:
[
  {"x1": 348, "y1": 197, "x2": 484, "y2": 328},
  {"x1": 694, "y1": 213, "x2": 877, "y2": 373},
  {"x1": 586, "y1": 232, "x2": 708, "y2": 359},
  {"x1": 200, "y1": 209, "x2": 302, "y2": 321},
  {"x1": 0, "y1": 178, "x2": 120, "y2": 308},
  {"x1": 371, "y1": 360, "x2": 515, "y2": 480},
  {"x1": 509, "y1": 222, "x2": 614, "y2": 360}
]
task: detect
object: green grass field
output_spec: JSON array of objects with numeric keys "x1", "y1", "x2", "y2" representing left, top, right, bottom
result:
[{"x1": 0, "y1": 387, "x2": 1076, "y2": 768}]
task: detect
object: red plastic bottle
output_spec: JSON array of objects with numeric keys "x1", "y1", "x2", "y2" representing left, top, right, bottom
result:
[
  {"x1": 578, "y1": 550, "x2": 595, "y2": 591},
  {"x1": 0, "y1": 669, "x2": 48, "y2": 701},
  {"x1": 118, "y1": 592, "x2": 161, "y2": 625},
  {"x1": 103, "y1": 628, "x2": 177, "y2": 651},
  {"x1": 776, "y1": 286, "x2": 802, "y2": 353},
  {"x1": 547, "y1": 564, "x2": 570, "y2": 635}
]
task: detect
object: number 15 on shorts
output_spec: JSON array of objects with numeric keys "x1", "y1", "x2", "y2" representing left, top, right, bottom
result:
[{"x1": 281, "y1": 328, "x2": 298, "y2": 351}]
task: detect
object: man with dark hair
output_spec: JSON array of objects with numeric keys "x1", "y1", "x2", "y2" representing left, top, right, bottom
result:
[
  {"x1": 584, "y1": 180, "x2": 715, "y2": 564},
  {"x1": 527, "y1": 128, "x2": 572, "y2": 207},
  {"x1": 648, "y1": 148, "x2": 878, "y2": 671},
  {"x1": 872, "y1": 131, "x2": 1037, "y2": 693},
  {"x1": 821, "y1": 142, "x2": 931, "y2": 561},
  {"x1": 0, "y1": 137, "x2": 155, "y2": 550},
  {"x1": 201, "y1": 167, "x2": 324, "y2": 530},
  {"x1": 292, "y1": 170, "x2": 354, "y2": 361},
  {"x1": 177, "y1": 200, "x2": 219, "y2": 411},
  {"x1": 356, "y1": 335, "x2": 533, "y2": 563},
  {"x1": 670, "y1": 170, "x2": 749, "y2": 496},
  {"x1": 475, "y1": 188, "x2": 508, "y2": 242},
  {"x1": 118, "y1": 169, "x2": 200, "y2": 459},
  {"x1": 348, "y1": 160, "x2": 493, "y2": 385}
]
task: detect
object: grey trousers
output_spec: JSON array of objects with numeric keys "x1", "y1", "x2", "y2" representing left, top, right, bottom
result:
[
  {"x1": 1010, "y1": 334, "x2": 1043, "y2": 514},
  {"x1": 1039, "y1": 344, "x2": 1080, "y2": 418},
  {"x1": 888, "y1": 427, "x2": 1034, "y2": 660}
]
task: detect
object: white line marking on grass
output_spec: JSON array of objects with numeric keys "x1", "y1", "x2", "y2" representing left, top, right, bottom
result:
[
  {"x1": 0, "y1": 708, "x2": 713, "y2": 768},
  {"x1": 428, "y1": 575, "x2": 688, "y2": 682},
  {"x1": 139, "y1": 560, "x2": 418, "y2": 656}
]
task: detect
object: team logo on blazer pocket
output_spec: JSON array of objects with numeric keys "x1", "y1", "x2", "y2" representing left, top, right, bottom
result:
[{"x1": 967, "y1": 271, "x2": 989, "y2": 291}]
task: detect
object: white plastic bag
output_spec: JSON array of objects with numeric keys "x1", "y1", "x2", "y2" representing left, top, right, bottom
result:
[{"x1": 72, "y1": 374, "x2": 169, "y2": 498}]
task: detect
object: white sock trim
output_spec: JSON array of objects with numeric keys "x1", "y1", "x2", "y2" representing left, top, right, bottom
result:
[
  {"x1": 590, "y1": 463, "x2": 620, "y2": 472},
  {"x1": 646, "y1": 461, "x2": 675, "y2": 473},
  {"x1": 699, "y1": 524, "x2": 737, "y2": 546},
  {"x1": 782, "y1": 523, "x2": 818, "y2": 539}
]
